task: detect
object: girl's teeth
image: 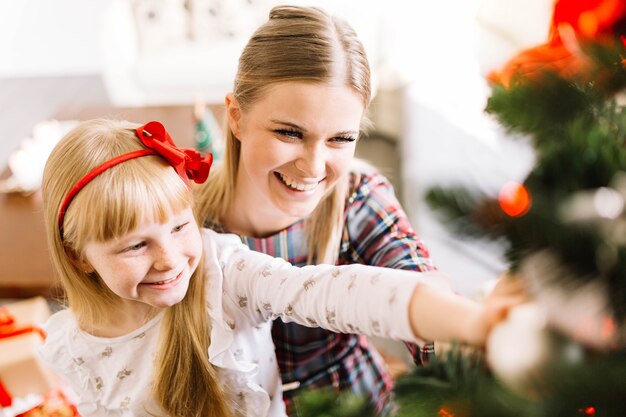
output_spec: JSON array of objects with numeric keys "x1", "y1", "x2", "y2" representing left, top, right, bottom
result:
[
  {"x1": 279, "y1": 173, "x2": 317, "y2": 191},
  {"x1": 152, "y1": 276, "x2": 175, "y2": 285}
]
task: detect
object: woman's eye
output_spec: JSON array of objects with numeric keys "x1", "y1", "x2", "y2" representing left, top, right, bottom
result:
[
  {"x1": 172, "y1": 222, "x2": 189, "y2": 233},
  {"x1": 275, "y1": 129, "x2": 302, "y2": 139},
  {"x1": 332, "y1": 136, "x2": 357, "y2": 144}
]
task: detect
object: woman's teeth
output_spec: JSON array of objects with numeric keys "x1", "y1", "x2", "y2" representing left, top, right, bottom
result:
[{"x1": 278, "y1": 173, "x2": 318, "y2": 191}]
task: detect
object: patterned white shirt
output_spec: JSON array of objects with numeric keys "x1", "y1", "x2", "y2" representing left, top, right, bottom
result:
[{"x1": 39, "y1": 229, "x2": 448, "y2": 416}]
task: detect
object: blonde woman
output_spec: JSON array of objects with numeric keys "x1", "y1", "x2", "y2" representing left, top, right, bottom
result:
[{"x1": 194, "y1": 5, "x2": 438, "y2": 415}]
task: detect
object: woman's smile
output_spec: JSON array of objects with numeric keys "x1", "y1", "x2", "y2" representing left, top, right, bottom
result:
[{"x1": 274, "y1": 172, "x2": 323, "y2": 192}]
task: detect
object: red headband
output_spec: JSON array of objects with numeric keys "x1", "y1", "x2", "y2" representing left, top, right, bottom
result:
[{"x1": 57, "y1": 121, "x2": 213, "y2": 238}]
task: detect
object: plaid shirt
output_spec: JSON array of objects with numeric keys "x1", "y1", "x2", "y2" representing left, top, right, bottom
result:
[{"x1": 220, "y1": 168, "x2": 436, "y2": 416}]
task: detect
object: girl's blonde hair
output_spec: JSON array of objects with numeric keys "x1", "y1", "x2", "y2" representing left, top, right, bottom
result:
[
  {"x1": 194, "y1": 5, "x2": 371, "y2": 264},
  {"x1": 41, "y1": 119, "x2": 232, "y2": 417}
]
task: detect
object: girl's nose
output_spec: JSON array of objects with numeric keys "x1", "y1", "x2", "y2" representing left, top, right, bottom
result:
[
  {"x1": 152, "y1": 242, "x2": 178, "y2": 271},
  {"x1": 295, "y1": 144, "x2": 326, "y2": 177}
]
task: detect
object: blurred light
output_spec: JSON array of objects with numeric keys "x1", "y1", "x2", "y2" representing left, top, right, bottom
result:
[
  {"x1": 594, "y1": 187, "x2": 624, "y2": 219},
  {"x1": 499, "y1": 181, "x2": 531, "y2": 216},
  {"x1": 578, "y1": 406, "x2": 596, "y2": 415}
]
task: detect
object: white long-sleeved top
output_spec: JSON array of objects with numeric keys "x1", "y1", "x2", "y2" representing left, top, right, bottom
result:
[{"x1": 39, "y1": 229, "x2": 449, "y2": 416}]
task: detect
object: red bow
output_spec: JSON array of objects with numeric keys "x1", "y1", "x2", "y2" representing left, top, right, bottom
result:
[
  {"x1": 0, "y1": 306, "x2": 46, "y2": 340},
  {"x1": 136, "y1": 121, "x2": 213, "y2": 184}
]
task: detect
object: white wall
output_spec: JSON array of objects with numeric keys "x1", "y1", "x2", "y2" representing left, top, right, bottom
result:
[
  {"x1": 0, "y1": 0, "x2": 108, "y2": 77},
  {"x1": 388, "y1": 0, "x2": 539, "y2": 295},
  {"x1": 0, "y1": 0, "x2": 384, "y2": 79}
]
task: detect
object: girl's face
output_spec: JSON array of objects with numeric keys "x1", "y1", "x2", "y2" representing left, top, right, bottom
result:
[
  {"x1": 82, "y1": 206, "x2": 203, "y2": 315},
  {"x1": 228, "y1": 82, "x2": 364, "y2": 234}
]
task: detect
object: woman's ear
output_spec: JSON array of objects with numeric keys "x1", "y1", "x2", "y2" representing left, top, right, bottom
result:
[
  {"x1": 225, "y1": 93, "x2": 242, "y2": 140},
  {"x1": 64, "y1": 245, "x2": 95, "y2": 274}
]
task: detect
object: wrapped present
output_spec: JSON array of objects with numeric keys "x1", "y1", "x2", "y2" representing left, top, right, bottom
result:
[
  {"x1": 15, "y1": 389, "x2": 79, "y2": 417},
  {"x1": 0, "y1": 297, "x2": 58, "y2": 406}
]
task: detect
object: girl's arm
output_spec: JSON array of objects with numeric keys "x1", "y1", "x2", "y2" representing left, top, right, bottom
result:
[
  {"x1": 409, "y1": 275, "x2": 527, "y2": 345},
  {"x1": 211, "y1": 230, "x2": 519, "y2": 346}
]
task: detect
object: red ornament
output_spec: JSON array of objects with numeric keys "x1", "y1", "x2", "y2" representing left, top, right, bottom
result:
[
  {"x1": 488, "y1": 0, "x2": 626, "y2": 86},
  {"x1": 498, "y1": 181, "x2": 531, "y2": 217},
  {"x1": 578, "y1": 406, "x2": 596, "y2": 415}
]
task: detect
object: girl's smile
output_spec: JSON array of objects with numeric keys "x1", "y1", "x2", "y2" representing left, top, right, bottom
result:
[{"x1": 141, "y1": 271, "x2": 184, "y2": 288}]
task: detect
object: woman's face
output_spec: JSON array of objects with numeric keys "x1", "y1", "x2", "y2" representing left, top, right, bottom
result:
[{"x1": 228, "y1": 82, "x2": 364, "y2": 233}]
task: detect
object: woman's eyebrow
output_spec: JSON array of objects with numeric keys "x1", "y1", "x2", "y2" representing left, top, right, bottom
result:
[
  {"x1": 270, "y1": 119, "x2": 308, "y2": 132},
  {"x1": 335, "y1": 130, "x2": 359, "y2": 136}
]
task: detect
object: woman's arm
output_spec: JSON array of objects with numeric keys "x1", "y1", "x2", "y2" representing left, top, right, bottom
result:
[
  {"x1": 342, "y1": 168, "x2": 436, "y2": 272},
  {"x1": 343, "y1": 167, "x2": 441, "y2": 361}
]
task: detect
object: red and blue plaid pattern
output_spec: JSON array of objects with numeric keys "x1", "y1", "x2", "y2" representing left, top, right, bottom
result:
[{"x1": 225, "y1": 169, "x2": 436, "y2": 416}]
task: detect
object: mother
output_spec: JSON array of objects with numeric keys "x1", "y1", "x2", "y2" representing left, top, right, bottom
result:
[{"x1": 195, "y1": 5, "x2": 437, "y2": 415}]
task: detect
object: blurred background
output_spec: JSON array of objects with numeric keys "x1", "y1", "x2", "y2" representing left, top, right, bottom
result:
[
  {"x1": 0, "y1": 0, "x2": 548, "y2": 297},
  {"x1": 4, "y1": 2, "x2": 626, "y2": 413}
]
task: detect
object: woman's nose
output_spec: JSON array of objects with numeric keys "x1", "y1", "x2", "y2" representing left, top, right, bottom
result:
[{"x1": 295, "y1": 144, "x2": 326, "y2": 177}]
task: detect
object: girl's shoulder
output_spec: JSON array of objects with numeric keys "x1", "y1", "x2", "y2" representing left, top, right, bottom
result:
[
  {"x1": 39, "y1": 309, "x2": 164, "y2": 415},
  {"x1": 38, "y1": 309, "x2": 81, "y2": 374},
  {"x1": 39, "y1": 308, "x2": 164, "y2": 372},
  {"x1": 201, "y1": 228, "x2": 248, "y2": 260},
  {"x1": 41, "y1": 308, "x2": 77, "y2": 343}
]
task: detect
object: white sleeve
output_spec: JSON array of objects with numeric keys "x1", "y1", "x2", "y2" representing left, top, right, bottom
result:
[{"x1": 210, "y1": 230, "x2": 449, "y2": 344}]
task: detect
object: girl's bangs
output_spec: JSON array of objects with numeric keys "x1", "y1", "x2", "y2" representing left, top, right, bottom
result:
[{"x1": 66, "y1": 157, "x2": 192, "y2": 245}]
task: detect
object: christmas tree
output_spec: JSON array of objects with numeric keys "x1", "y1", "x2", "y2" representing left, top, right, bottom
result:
[
  {"x1": 301, "y1": 0, "x2": 626, "y2": 415},
  {"x1": 419, "y1": 0, "x2": 626, "y2": 415}
]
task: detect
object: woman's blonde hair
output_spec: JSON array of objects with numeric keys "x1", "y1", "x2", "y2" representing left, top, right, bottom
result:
[
  {"x1": 41, "y1": 119, "x2": 232, "y2": 417},
  {"x1": 194, "y1": 5, "x2": 371, "y2": 264}
]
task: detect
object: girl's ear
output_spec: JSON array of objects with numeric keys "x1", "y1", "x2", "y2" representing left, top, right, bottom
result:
[
  {"x1": 225, "y1": 93, "x2": 242, "y2": 140},
  {"x1": 64, "y1": 245, "x2": 95, "y2": 274}
]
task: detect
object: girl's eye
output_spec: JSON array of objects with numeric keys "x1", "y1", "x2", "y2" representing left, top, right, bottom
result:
[
  {"x1": 274, "y1": 129, "x2": 302, "y2": 139},
  {"x1": 332, "y1": 136, "x2": 357, "y2": 144},
  {"x1": 172, "y1": 222, "x2": 189, "y2": 233},
  {"x1": 123, "y1": 242, "x2": 146, "y2": 252}
]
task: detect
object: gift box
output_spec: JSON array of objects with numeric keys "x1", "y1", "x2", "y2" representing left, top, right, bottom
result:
[
  {"x1": 15, "y1": 389, "x2": 79, "y2": 417},
  {"x1": 1, "y1": 297, "x2": 58, "y2": 406}
]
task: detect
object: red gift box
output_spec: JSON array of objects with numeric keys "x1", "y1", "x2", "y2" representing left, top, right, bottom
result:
[{"x1": 0, "y1": 297, "x2": 58, "y2": 406}]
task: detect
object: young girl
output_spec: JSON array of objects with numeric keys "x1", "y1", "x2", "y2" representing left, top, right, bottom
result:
[
  {"x1": 39, "y1": 118, "x2": 517, "y2": 417},
  {"x1": 193, "y1": 5, "x2": 436, "y2": 415}
]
